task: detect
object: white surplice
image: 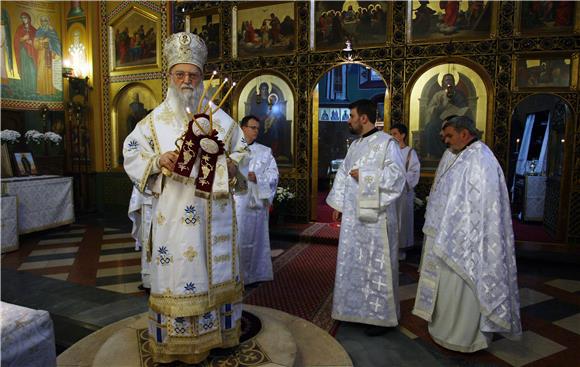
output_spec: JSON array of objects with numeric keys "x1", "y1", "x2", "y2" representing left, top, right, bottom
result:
[
  {"x1": 397, "y1": 146, "x2": 420, "y2": 249},
  {"x1": 234, "y1": 142, "x2": 279, "y2": 285},
  {"x1": 413, "y1": 141, "x2": 522, "y2": 352},
  {"x1": 123, "y1": 97, "x2": 248, "y2": 364},
  {"x1": 128, "y1": 187, "x2": 153, "y2": 288},
  {"x1": 327, "y1": 130, "x2": 406, "y2": 327}
]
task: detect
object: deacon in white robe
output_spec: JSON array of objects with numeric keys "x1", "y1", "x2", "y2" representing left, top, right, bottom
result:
[
  {"x1": 123, "y1": 33, "x2": 249, "y2": 364},
  {"x1": 235, "y1": 115, "x2": 279, "y2": 284},
  {"x1": 327, "y1": 99, "x2": 405, "y2": 335},
  {"x1": 128, "y1": 187, "x2": 152, "y2": 289},
  {"x1": 390, "y1": 124, "x2": 420, "y2": 260},
  {"x1": 413, "y1": 115, "x2": 521, "y2": 352}
]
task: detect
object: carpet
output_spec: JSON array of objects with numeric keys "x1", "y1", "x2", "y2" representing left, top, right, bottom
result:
[
  {"x1": 244, "y1": 243, "x2": 338, "y2": 333},
  {"x1": 300, "y1": 222, "x2": 341, "y2": 245},
  {"x1": 513, "y1": 218, "x2": 556, "y2": 243}
]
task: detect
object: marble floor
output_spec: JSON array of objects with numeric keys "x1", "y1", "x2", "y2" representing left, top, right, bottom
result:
[{"x1": 2, "y1": 216, "x2": 580, "y2": 366}]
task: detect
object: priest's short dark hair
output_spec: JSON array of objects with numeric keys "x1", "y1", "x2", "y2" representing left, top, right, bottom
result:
[{"x1": 349, "y1": 99, "x2": 377, "y2": 124}]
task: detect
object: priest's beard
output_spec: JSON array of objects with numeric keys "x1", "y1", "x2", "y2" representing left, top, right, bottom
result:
[{"x1": 167, "y1": 80, "x2": 204, "y2": 114}]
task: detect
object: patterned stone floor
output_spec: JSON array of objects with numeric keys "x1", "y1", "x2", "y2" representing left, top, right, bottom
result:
[{"x1": 2, "y1": 219, "x2": 580, "y2": 366}]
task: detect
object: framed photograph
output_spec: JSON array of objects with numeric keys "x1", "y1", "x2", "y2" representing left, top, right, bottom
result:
[
  {"x1": 109, "y1": 5, "x2": 161, "y2": 75},
  {"x1": 314, "y1": 1, "x2": 390, "y2": 51},
  {"x1": 408, "y1": 63, "x2": 489, "y2": 171},
  {"x1": 513, "y1": 53, "x2": 579, "y2": 91},
  {"x1": 406, "y1": 0, "x2": 498, "y2": 43},
  {"x1": 189, "y1": 9, "x2": 221, "y2": 61},
  {"x1": 235, "y1": 74, "x2": 295, "y2": 167},
  {"x1": 515, "y1": 1, "x2": 579, "y2": 36},
  {"x1": 234, "y1": 1, "x2": 297, "y2": 59},
  {"x1": 13, "y1": 152, "x2": 37, "y2": 176}
]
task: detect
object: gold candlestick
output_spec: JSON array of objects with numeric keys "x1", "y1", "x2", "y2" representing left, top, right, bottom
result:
[
  {"x1": 213, "y1": 82, "x2": 236, "y2": 113},
  {"x1": 203, "y1": 78, "x2": 228, "y2": 114},
  {"x1": 198, "y1": 70, "x2": 217, "y2": 113}
]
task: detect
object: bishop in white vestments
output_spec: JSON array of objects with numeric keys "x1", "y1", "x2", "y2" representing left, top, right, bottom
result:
[
  {"x1": 390, "y1": 124, "x2": 420, "y2": 260},
  {"x1": 327, "y1": 99, "x2": 406, "y2": 335},
  {"x1": 123, "y1": 33, "x2": 248, "y2": 364},
  {"x1": 413, "y1": 115, "x2": 521, "y2": 352},
  {"x1": 235, "y1": 115, "x2": 279, "y2": 284}
]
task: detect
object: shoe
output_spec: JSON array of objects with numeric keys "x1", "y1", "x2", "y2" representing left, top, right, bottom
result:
[{"x1": 364, "y1": 325, "x2": 390, "y2": 336}]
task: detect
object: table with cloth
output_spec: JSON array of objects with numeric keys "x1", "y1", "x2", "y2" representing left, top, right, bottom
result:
[
  {"x1": 1, "y1": 194, "x2": 18, "y2": 253},
  {"x1": 1, "y1": 175, "x2": 75, "y2": 234},
  {"x1": 0, "y1": 302, "x2": 57, "y2": 367}
]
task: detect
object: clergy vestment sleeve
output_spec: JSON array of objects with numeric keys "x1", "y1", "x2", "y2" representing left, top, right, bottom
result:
[
  {"x1": 378, "y1": 139, "x2": 406, "y2": 210},
  {"x1": 325, "y1": 150, "x2": 351, "y2": 213},
  {"x1": 123, "y1": 115, "x2": 161, "y2": 193},
  {"x1": 256, "y1": 147, "x2": 279, "y2": 204},
  {"x1": 406, "y1": 149, "x2": 420, "y2": 189}
]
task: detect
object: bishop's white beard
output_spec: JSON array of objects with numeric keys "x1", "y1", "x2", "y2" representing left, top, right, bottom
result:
[{"x1": 167, "y1": 81, "x2": 204, "y2": 114}]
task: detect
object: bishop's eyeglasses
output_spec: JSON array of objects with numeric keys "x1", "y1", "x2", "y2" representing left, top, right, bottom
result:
[{"x1": 171, "y1": 71, "x2": 202, "y2": 81}]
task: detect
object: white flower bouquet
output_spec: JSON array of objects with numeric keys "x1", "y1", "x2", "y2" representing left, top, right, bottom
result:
[
  {"x1": 0, "y1": 130, "x2": 21, "y2": 144},
  {"x1": 275, "y1": 186, "x2": 295, "y2": 205},
  {"x1": 44, "y1": 131, "x2": 63, "y2": 145},
  {"x1": 24, "y1": 130, "x2": 63, "y2": 145},
  {"x1": 25, "y1": 130, "x2": 45, "y2": 144}
]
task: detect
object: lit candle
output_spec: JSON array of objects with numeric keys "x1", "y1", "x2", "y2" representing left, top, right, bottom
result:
[
  {"x1": 198, "y1": 70, "x2": 217, "y2": 112},
  {"x1": 213, "y1": 82, "x2": 236, "y2": 113},
  {"x1": 185, "y1": 15, "x2": 191, "y2": 33},
  {"x1": 203, "y1": 78, "x2": 228, "y2": 114}
]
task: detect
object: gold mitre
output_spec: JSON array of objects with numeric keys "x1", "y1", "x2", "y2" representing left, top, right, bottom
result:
[{"x1": 163, "y1": 32, "x2": 207, "y2": 71}]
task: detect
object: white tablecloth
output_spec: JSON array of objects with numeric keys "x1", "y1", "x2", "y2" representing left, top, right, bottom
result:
[
  {"x1": 1, "y1": 302, "x2": 56, "y2": 367},
  {"x1": 1, "y1": 195, "x2": 19, "y2": 253},
  {"x1": 1, "y1": 175, "x2": 75, "y2": 234}
]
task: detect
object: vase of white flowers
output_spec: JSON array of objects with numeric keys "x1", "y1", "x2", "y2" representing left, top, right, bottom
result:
[
  {"x1": 24, "y1": 130, "x2": 63, "y2": 157},
  {"x1": 272, "y1": 186, "x2": 295, "y2": 225}
]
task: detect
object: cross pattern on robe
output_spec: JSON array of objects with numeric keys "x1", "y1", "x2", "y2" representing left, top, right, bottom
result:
[
  {"x1": 361, "y1": 286, "x2": 372, "y2": 300},
  {"x1": 374, "y1": 257, "x2": 385, "y2": 270},
  {"x1": 373, "y1": 278, "x2": 388, "y2": 291},
  {"x1": 370, "y1": 298, "x2": 382, "y2": 312}
]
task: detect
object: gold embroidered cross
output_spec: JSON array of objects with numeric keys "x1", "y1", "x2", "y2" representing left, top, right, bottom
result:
[{"x1": 183, "y1": 247, "x2": 198, "y2": 261}]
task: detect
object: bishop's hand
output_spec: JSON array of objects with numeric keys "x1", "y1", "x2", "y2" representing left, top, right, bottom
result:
[{"x1": 159, "y1": 151, "x2": 179, "y2": 172}]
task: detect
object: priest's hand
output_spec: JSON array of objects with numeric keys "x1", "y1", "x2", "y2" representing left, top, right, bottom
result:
[
  {"x1": 159, "y1": 151, "x2": 179, "y2": 171},
  {"x1": 349, "y1": 168, "x2": 359, "y2": 182},
  {"x1": 332, "y1": 210, "x2": 342, "y2": 222},
  {"x1": 248, "y1": 171, "x2": 257, "y2": 183}
]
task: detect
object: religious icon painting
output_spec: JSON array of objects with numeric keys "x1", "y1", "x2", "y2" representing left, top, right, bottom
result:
[
  {"x1": 233, "y1": 1, "x2": 297, "y2": 59},
  {"x1": 513, "y1": 53, "x2": 579, "y2": 91},
  {"x1": 406, "y1": 0, "x2": 498, "y2": 43},
  {"x1": 0, "y1": 2, "x2": 65, "y2": 108},
  {"x1": 407, "y1": 62, "x2": 490, "y2": 171},
  {"x1": 110, "y1": 82, "x2": 159, "y2": 169},
  {"x1": 515, "y1": 1, "x2": 580, "y2": 36},
  {"x1": 187, "y1": 9, "x2": 222, "y2": 61},
  {"x1": 13, "y1": 152, "x2": 37, "y2": 176},
  {"x1": 313, "y1": 1, "x2": 391, "y2": 51},
  {"x1": 235, "y1": 73, "x2": 295, "y2": 167},
  {"x1": 109, "y1": 4, "x2": 162, "y2": 75}
]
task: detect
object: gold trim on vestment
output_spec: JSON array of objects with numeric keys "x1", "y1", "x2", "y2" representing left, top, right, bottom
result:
[
  {"x1": 147, "y1": 114, "x2": 161, "y2": 155},
  {"x1": 149, "y1": 320, "x2": 241, "y2": 364},
  {"x1": 138, "y1": 156, "x2": 157, "y2": 193},
  {"x1": 149, "y1": 282, "x2": 243, "y2": 316}
]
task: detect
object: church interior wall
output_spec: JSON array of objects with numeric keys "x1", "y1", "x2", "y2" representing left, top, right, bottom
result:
[{"x1": 1, "y1": 1, "x2": 579, "y2": 242}]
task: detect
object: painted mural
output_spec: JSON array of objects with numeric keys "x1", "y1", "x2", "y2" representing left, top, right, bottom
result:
[{"x1": 0, "y1": 2, "x2": 64, "y2": 106}]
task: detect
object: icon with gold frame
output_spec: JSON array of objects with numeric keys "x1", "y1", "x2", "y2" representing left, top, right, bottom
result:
[{"x1": 108, "y1": 4, "x2": 162, "y2": 75}]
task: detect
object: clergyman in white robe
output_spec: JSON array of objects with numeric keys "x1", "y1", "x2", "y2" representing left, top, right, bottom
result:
[
  {"x1": 413, "y1": 116, "x2": 521, "y2": 352},
  {"x1": 327, "y1": 99, "x2": 406, "y2": 329},
  {"x1": 235, "y1": 117, "x2": 279, "y2": 284},
  {"x1": 390, "y1": 124, "x2": 421, "y2": 259},
  {"x1": 128, "y1": 187, "x2": 153, "y2": 289}
]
